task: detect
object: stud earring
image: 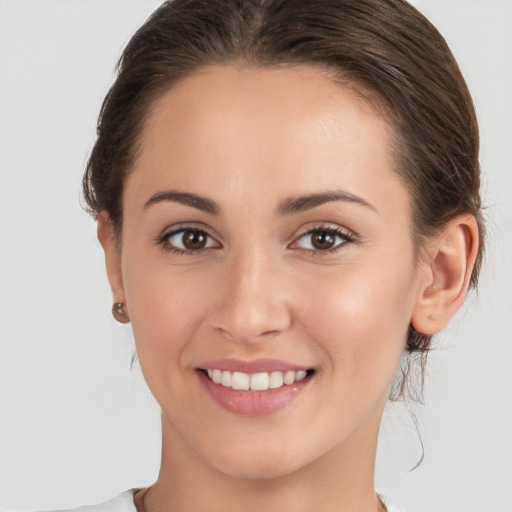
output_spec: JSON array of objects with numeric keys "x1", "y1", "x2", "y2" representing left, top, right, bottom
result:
[{"x1": 112, "y1": 302, "x2": 130, "y2": 324}]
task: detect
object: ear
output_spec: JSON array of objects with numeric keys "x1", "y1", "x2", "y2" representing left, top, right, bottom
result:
[
  {"x1": 97, "y1": 211, "x2": 125, "y2": 305},
  {"x1": 411, "y1": 214, "x2": 479, "y2": 335}
]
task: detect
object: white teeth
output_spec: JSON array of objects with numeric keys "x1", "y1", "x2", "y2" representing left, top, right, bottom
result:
[
  {"x1": 269, "y1": 371, "x2": 284, "y2": 389},
  {"x1": 295, "y1": 370, "x2": 307, "y2": 382},
  {"x1": 250, "y1": 372, "x2": 269, "y2": 391},
  {"x1": 231, "y1": 371, "x2": 250, "y2": 391},
  {"x1": 205, "y1": 369, "x2": 310, "y2": 391},
  {"x1": 221, "y1": 371, "x2": 232, "y2": 387},
  {"x1": 283, "y1": 371, "x2": 295, "y2": 385}
]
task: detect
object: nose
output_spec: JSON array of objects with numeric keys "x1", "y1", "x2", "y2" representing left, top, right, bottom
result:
[{"x1": 208, "y1": 249, "x2": 292, "y2": 343}]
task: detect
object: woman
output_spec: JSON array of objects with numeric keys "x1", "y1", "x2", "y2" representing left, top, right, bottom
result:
[{"x1": 57, "y1": 0, "x2": 483, "y2": 510}]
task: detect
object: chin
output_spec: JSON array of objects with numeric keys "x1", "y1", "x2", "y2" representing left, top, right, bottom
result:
[
  {"x1": 201, "y1": 438, "x2": 306, "y2": 481},
  {"x1": 213, "y1": 457, "x2": 299, "y2": 481}
]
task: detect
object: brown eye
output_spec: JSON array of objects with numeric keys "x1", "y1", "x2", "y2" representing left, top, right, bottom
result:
[
  {"x1": 163, "y1": 228, "x2": 218, "y2": 253},
  {"x1": 182, "y1": 230, "x2": 207, "y2": 250},
  {"x1": 311, "y1": 231, "x2": 336, "y2": 250},
  {"x1": 292, "y1": 227, "x2": 352, "y2": 253}
]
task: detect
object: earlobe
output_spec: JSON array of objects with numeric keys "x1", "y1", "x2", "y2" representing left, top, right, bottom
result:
[
  {"x1": 97, "y1": 212, "x2": 125, "y2": 305},
  {"x1": 411, "y1": 215, "x2": 479, "y2": 335}
]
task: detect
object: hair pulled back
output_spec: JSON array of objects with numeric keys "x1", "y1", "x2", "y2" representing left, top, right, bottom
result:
[{"x1": 83, "y1": 0, "x2": 484, "y2": 399}]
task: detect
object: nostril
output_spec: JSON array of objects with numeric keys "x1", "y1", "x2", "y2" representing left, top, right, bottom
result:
[
  {"x1": 211, "y1": 323, "x2": 288, "y2": 344},
  {"x1": 260, "y1": 328, "x2": 282, "y2": 337},
  {"x1": 207, "y1": 286, "x2": 293, "y2": 343}
]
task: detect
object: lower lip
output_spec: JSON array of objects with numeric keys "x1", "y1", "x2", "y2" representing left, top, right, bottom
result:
[{"x1": 197, "y1": 371, "x2": 311, "y2": 416}]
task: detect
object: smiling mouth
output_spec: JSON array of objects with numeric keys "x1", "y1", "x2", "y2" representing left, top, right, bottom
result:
[{"x1": 198, "y1": 368, "x2": 316, "y2": 391}]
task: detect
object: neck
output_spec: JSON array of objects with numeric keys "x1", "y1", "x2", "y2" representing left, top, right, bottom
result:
[{"x1": 144, "y1": 409, "x2": 386, "y2": 512}]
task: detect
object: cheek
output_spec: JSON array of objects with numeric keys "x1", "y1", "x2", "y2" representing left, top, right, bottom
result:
[
  {"x1": 122, "y1": 258, "x2": 210, "y2": 371},
  {"x1": 298, "y1": 258, "x2": 417, "y2": 378}
]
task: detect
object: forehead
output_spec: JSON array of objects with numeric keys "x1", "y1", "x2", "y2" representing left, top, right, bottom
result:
[{"x1": 126, "y1": 64, "x2": 406, "y2": 213}]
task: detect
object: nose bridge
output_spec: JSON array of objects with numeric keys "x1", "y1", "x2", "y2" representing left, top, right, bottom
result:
[{"x1": 210, "y1": 244, "x2": 291, "y2": 342}]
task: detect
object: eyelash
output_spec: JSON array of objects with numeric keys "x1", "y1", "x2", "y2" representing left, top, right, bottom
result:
[
  {"x1": 156, "y1": 226, "x2": 218, "y2": 256},
  {"x1": 292, "y1": 226, "x2": 356, "y2": 256},
  {"x1": 156, "y1": 225, "x2": 357, "y2": 256}
]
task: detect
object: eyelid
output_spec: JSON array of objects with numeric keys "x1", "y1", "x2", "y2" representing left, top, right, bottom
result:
[
  {"x1": 156, "y1": 223, "x2": 221, "y2": 254},
  {"x1": 168, "y1": 229, "x2": 218, "y2": 249},
  {"x1": 288, "y1": 224, "x2": 357, "y2": 253}
]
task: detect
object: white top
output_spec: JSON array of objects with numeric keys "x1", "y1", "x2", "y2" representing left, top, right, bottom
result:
[
  {"x1": 40, "y1": 490, "x2": 406, "y2": 512},
  {"x1": 41, "y1": 491, "x2": 138, "y2": 512}
]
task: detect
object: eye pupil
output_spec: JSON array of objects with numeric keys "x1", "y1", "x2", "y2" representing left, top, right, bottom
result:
[
  {"x1": 183, "y1": 230, "x2": 207, "y2": 250},
  {"x1": 311, "y1": 231, "x2": 336, "y2": 250}
]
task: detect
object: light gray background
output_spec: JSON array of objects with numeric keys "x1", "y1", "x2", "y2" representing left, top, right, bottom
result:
[{"x1": 0, "y1": 1, "x2": 511, "y2": 511}]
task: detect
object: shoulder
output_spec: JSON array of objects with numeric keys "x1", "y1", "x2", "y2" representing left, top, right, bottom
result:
[
  {"x1": 380, "y1": 495, "x2": 407, "y2": 512},
  {"x1": 38, "y1": 490, "x2": 137, "y2": 512}
]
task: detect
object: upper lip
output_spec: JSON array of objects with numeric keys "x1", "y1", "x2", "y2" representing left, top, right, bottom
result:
[{"x1": 197, "y1": 358, "x2": 312, "y2": 373}]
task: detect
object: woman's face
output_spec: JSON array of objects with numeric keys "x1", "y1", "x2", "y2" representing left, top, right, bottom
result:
[{"x1": 112, "y1": 65, "x2": 429, "y2": 478}]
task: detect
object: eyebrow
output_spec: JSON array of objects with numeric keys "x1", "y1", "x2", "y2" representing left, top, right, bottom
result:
[
  {"x1": 143, "y1": 191, "x2": 220, "y2": 215},
  {"x1": 277, "y1": 190, "x2": 377, "y2": 215},
  {"x1": 143, "y1": 188, "x2": 376, "y2": 216}
]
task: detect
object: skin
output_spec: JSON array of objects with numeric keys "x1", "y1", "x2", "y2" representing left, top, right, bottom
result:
[{"x1": 98, "y1": 65, "x2": 479, "y2": 512}]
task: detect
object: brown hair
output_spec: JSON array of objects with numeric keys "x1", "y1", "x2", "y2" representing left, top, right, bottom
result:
[{"x1": 83, "y1": 0, "x2": 484, "y2": 399}]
